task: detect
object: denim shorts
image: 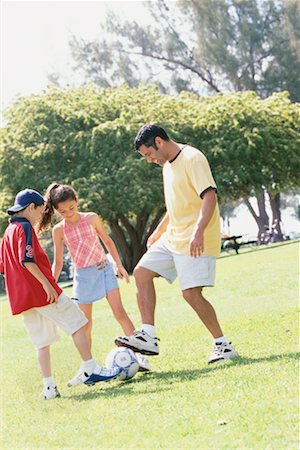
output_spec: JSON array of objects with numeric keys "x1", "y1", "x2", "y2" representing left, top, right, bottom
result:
[
  {"x1": 136, "y1": 236, "x2": 216, "y2": 290},
  {"x1": 73, "y1": 260, "x2": 119, "y2": 304}
]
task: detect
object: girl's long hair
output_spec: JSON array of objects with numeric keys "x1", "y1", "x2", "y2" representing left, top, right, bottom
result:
[{"x1": 38, "y1": 183, "x2": 78, "y2": 233}]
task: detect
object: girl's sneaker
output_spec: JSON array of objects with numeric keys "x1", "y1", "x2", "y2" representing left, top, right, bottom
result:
[
  {"x1": 135, "y1": 352, "x2": 151, "y2": 372},
  {"x1": 43, "y1": 385, "x2": 61, "y2": 400}
]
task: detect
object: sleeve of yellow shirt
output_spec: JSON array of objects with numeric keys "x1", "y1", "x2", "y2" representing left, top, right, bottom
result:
[{"x1": 187, "y1": 150, "x2": 217, "y2": 198}]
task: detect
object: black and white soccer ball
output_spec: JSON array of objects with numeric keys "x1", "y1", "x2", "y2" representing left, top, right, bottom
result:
[{"x1": 105, "y1": 346, "x2": 139, "y2": 381}]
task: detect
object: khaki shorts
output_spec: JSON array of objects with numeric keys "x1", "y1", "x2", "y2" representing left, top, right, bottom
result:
[
  {"x1": 137, "y1": 236, "x2": 216, "y2": 290},
  {"x1": 22, "y1": 293, "x2": 88, "y2": 349}
]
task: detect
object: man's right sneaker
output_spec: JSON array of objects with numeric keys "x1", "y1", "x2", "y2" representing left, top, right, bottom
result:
[
  {"x1": 84, "y1": 364, "x2": 123, "y2": 385},
  {"x1": 115, "y1": 330, "x2": 159, "y2": 356},
  {"x1": 42, "y1": 385, "x2": 61, "y2": 400}
]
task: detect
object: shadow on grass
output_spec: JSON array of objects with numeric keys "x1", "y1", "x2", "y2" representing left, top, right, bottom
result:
[{"x1": 68, "y1": 351, "x2": 299, "y2": 402}]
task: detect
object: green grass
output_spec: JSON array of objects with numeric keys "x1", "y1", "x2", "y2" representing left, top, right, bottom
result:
[{"x1": 1, "y1": 242, "x2": 299, "y2": 449}]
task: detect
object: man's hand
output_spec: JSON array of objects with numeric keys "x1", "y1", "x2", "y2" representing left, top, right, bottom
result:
[
  {"x1": 189, "y1": 229, "x2": 204, "y2": 258},
  {"x1": 147, "y1": 233, "x2": 159, "y2": 249},
  {"x1": 42, "y1": 281, "x2": 59, "y2": 303},
  {"x1": 116, "y1": 265, "x2": 130, "y2": 283}
]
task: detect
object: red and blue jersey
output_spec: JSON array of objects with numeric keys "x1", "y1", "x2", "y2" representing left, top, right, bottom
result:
[{"x1": 0, "y1": 217, "x2": 62, "y2": 315}]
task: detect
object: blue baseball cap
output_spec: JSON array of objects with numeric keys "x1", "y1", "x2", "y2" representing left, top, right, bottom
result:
[{"x1": 7, "y1": 189, "x2": 45, "y2": 215}]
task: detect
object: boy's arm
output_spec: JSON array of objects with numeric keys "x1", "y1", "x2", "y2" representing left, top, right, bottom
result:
[
  {"x1": 52, "y1": 226, "x2": 64, "y2": 282},
  {"x1": 0, "y1": 240, "x2": 4, "y2": 274},
  {"x1": 23, "y1": 262, "x2": 58, "y2": 303}
]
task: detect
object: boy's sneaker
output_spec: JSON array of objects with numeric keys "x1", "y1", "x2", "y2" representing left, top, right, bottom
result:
[
  {"x1": 115, "y1": 330, "x2": 160, "y2": 356},
  {"x1": 135, "y1": 352, "x2": 151, "y2": 372},
  {"x1": 208, "y1": 342, "x2": 239, "y2": 364},
  {"x1": 67, "y1": 367, "x2": 87, "y2": 387},
  {"x1": 43, "y1": 385, "x2": 61, "y2": 400},
  {"x1": 84, "y1": 364, "x2": 123, "y2": 385}
]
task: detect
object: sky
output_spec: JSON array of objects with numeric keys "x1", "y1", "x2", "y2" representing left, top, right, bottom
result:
[
  {"x1": 2, "y1": 0, "x2": 150, "y2": 112},
  {"x1": 1, "y1": 1, "x2": 299, "y2": 236}
]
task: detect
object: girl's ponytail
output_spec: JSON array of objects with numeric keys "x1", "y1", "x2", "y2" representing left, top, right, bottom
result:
[{"x1": 38, "y1": 182, "x2": 60, "y2": 233}]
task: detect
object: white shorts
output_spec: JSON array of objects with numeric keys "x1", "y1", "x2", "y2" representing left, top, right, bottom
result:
[
  {"x1": 137, "y1": 237, "x2": 216, "y2": 290},
  {"x1": 22, "y1": 293, "x2": 88, "y2": 349}
]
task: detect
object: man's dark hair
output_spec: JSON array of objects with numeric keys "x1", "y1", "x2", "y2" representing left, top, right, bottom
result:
[{"x1": 134, "y1": 124, "x2": 170, "y2": 151}]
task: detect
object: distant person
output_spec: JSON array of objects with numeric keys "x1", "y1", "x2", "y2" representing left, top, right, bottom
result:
[
  {"x1": 0, "y1": 189, "x2": 121, "y2": 400},
  {"x1": 39, "y1": 183, "x2": 150, "y2": 386},
  {"x1": 115, "y1": 124, "x2": 238, "y2": 363}
]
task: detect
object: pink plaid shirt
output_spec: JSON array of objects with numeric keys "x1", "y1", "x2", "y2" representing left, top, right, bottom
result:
[{"x1": 63, "y1": 214, "x2": 106, "y2": 269}]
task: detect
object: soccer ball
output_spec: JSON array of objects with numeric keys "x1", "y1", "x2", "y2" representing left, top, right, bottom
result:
[{"x1": 105, "y1": 347, "x2": 139, "y2": 381}]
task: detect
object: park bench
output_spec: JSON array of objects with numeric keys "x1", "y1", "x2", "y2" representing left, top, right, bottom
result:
[{"x1": 221, "y1": 235, "x2": 258, "y2": 254}]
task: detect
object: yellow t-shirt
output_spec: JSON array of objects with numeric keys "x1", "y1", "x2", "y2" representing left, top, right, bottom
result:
[{"x1": 163, "y1": 145, "x2": 221, "y2": 256}]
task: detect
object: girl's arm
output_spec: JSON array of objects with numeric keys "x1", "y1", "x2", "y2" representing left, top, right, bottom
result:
[
  {"x1": 91, "y1": 213, "x2": 130, "y2": 283},
  {"x1": 52, "y1": 225, "x2": 64, "y2": 282}
]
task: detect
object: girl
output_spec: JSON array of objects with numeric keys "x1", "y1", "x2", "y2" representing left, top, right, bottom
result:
[{"x1": 39, "y1": 183, "x2": 150, "y2": 386}]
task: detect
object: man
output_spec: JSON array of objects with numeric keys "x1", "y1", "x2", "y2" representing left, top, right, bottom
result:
[{"x1": 115, "y1": 124, "x2": 238, "y2": 363}]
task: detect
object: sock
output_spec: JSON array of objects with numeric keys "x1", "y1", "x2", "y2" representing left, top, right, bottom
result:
[
  {"x1": 214, "y1": 336, "x2": 228, "y2": 345},
  {"x1": 82, "y1": 358, "x2": 96, "y2": 375},
  {"x1": 43, "y1": 376, "x2": 55, "y2": 387},
  {"x1": 141, "y1": 324, "x2": 156, "y2": 338}
]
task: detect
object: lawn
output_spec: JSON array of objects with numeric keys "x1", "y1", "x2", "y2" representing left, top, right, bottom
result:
[{"x1": 0, "y1": 241, "x2": 299, "y2": 449}]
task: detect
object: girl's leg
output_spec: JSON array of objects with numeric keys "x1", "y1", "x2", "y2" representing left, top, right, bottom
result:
[
  {"x1": 106, "y1": 288, "x2": 135, "y2": 335},
  {"x1": 78, "y1": 303, "x2": 93, "y2": 351},
  {"x1": 38, "y1": 345, "x2": 51, "y2": 378}
]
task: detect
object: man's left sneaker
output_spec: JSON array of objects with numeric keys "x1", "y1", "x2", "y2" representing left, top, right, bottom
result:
[
  {"x1": 135, "y1": 352, "x2": 151, "y2": 372},
  {"x1": 208, "y1": 342, "x2": 239, "y2": 364},
  {"x1": 84, "y1": 364, "x2": 123, "y2": 385}
]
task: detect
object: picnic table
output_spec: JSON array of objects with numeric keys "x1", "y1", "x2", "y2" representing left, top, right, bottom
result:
[{"x1": 221, "y1": 235, "x2": 243, "y2": 254}]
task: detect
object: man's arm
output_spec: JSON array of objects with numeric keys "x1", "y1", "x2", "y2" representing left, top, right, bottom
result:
[
  {"x1": 190, "y1": 189, "x2": 217, "y2": 257},
  {"x1": 24, "y1": 262, "x2": 58, "y2": 303},
  {"x1": 147, "y1": 212, "x2": 169, "y2": 248}
]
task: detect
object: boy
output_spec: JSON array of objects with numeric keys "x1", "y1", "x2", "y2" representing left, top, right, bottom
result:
[{"x1": 0, "y1": 188, "x2": 121, "y2": 399}]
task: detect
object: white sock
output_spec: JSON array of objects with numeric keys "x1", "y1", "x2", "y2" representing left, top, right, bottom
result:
[
  {"x1": 43, "y1": 376, "x2": 55, "y2": 387},
  {"x1": 82, "y1": 358, "x2": 96, "y2": 375},
  {"x1": 214, "y1": 336, "x2": 228, "y2": 345},
  {"x1": 141, "y1": 324, "x2": 156, "y2": 338}
]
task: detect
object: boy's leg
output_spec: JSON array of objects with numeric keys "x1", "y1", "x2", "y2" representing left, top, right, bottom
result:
[{"x1": 38, "y1": 345, "x2": 51, "y2": 378}]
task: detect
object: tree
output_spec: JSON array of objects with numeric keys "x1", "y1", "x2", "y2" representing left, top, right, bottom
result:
[
  {"x1": 1, "y1": 86, "x2": 299, "y2": 269},
  {"x1": 69, "y1": 0, "x2": 300, "y2": 100}
]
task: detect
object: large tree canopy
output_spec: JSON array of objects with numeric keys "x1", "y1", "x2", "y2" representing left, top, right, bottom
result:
[{"x1": 1, "y1": 85, "x2": 299, "y2": 269}]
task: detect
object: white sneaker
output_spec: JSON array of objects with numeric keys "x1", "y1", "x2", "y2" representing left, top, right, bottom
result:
[
  {"x1": 84, "y1": 364, "x2": 123, "y2": 385},
  {"x1": 43, "y1": 385, "x2": 61, "y2": 400},
  {"x1": 208, "y1": 341, "x2": 239, "y2": 364},
  {"x1": 135, "y1": 352, "x2": 151, "y2": 372},
  {"x1": 115, "y1": 330, "x2": 160, "y2": 355},
  {"x1": 67, "y1": 367, "x2": 87, "y2": 387}
]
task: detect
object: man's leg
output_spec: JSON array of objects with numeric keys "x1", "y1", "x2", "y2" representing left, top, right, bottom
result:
[
  {"x1": 182, "y1": 287, "x2": 238, "y2": 363},
  {"x1": 114, "y1": 266, "x2": 160, "y2": 355},
  {"x1": 133, "y1": 266, "x2": 158, "y2": 325},
  {"x1": 182, "y1": 287, "x2": 223, "y2": 338}
]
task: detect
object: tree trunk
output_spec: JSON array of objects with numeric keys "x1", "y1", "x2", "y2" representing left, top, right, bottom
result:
[
  {"x1": 267, "y1": 191, "x2": 284, "y2": 242},
  {"x1": 108, "y1": 208, "x2": 165, "y2": 272},
  {"x1": 244, "y1": 189, "x2": 270, "y2": 244}
]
